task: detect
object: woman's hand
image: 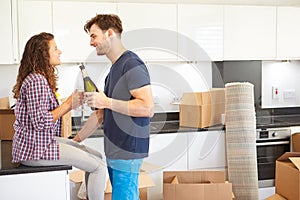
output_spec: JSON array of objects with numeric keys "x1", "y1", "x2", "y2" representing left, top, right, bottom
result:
[{"x1": 68, "y1": 89, "x2": 84, "y2": 109}]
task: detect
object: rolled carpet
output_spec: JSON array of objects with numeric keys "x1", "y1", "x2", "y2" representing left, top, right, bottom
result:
[{"x1": 225, "y1": 82, "x2": 258, "y2": 200}]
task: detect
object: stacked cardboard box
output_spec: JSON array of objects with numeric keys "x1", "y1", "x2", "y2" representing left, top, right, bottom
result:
[
  {"x1": 180, "y1": 88, "x2": 225, "y2": 128},
  {"x1": 0, "y1": 97, "x2": 15, "y2": 140},
  {"x1": 292, "y1": 133, "x2": 300, "y2": 152},
  {"x1": 265, "y1": 194, "x2": 287, "y2": 200},
  {"x1": 266, "y1": 152, "x2": 300, "y2": 200},
  {"x1": 60, "y1": 98, "x2": 73, "y2": 138},
  {"x1": 163, "y1": 170, "x2": 234, "y2": 200},
  {"x1": 265, "y1": 134, "x2": 300, "y2": 199},
  {"x1": 0, "y1": 96, "x2": 72, "y2": 140},
  {"x1": 61, "y1": 108, "x2": 72, "y2": 138}
]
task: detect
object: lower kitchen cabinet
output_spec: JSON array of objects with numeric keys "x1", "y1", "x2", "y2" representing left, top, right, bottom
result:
[
  {"x1": 0, "y1": 170, "x2": 70, "y2": 200},
  {"x1": 258, "y1": 187, "x2": 275, "y2": 200},
  {"x1": 145, "y1": 131, "x2": 227, "y2": 200},
  {"x1": 0, "y1": 140, "x2": 71, "y2": 200},
  {"x1": 82, "y1": 136, "x2": 105, "y2": 156},
  {"x1": 145, "y1": 132, "x2": 189, "y2": 200},
  {"x1": 82, "y1": 131, "x2": 226, "y2": 200},
  {"x1": 187, "y1": 130, "x2": 226, "y2": 170},
  {"x1": 290, "y1": 126, "x2": 300, "y2": 134}
]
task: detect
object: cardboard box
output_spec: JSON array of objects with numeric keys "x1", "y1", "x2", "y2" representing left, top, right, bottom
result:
[
  {"x1": 70, "y1": 170, "x2": 155, "y2": 200},
  {"x1": 61, "y1": 110, "x2": 72, "y2": 138},
  {"x1": 0, "y1": 96, "x2": 72, "y2": 140},
  {"x1": 275, "y1": 152, "x2": 300, "y2": 200},
  {"x1": 163, "y1": 171, "x2": 233, "y2": 200},
  {"x1": 292, "y1": 133, "x2": 300, "y2": 152},
  {"x1": 60, "y1": 98, "x2": 73, "y2": 138},
  {"x1": 179, "y1": 89, "x2": 225, "y2": 128},
  {"x1": 0, "y1": 97, "x2": 15, "y2": 140},
  {"x1": 265, "y1": 194, "x2": 287, "y2": 200},
  {"x1": 180, "y1": 89, "x2": 225, "y2": 105},
  {"x1": 0, "y1": 97, "x2": 10, "y2": 109}
]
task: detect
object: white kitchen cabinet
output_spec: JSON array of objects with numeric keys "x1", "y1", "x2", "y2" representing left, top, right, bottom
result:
[
  {"x1": 290, "y1": 126, "x2": 300, "y2": 134},
  {"x1": 82, "y1": 136, "x2": 105, "y2": 156},
  {"x1": 18, "y1": 0, "x2": 52, "y2": 60},
  {"x1": 118, "y1": 3, "x2": 177, "y2": 61},
  {"x1": 223, "y1": 5, "x2": 276, "y2": 60},
  {"x1": 178, "y1": 4, "x2": 223, "y2": 61},
  {"x1": 53, "y1": 2, "x2": 117, "y2": 63},
  {"x1": 145, "y1": 132, "x2": 188, "y2": 200},
  {"x1": 0, "y1": 0, "x2": 16, "y2": 64},
  {"x1": 187, "y1": 130, "x2": 226, "y2": 170},
  {"x1": 82, "y1": 131, "x2": 226, "y2": 200},
  {"x1": 277, "y1": 7, "x2": 300, "y2": 60},
  {"x1": 145, "y1": 132, "x2": 188, "y2": 171},
  {"x1": 0, "y1": 170, "x2": 70, "y2": 200}
]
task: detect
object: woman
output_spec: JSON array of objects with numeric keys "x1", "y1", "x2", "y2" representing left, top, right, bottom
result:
[{"x1": 12, "y1": 32, "x2": 106, "y2": 200}]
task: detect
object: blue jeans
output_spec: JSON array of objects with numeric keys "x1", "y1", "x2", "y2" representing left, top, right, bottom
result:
[{"x1": 106, "y1": 158, "x2": 143, "y2": 200}]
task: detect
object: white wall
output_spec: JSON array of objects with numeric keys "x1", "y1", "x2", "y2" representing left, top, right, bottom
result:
[
  {"x1": 0, "y1": 61, "x2": 212, "y2": 115},
  {"x1": 0, "y1": 65, "x2": 18, "y2": 101},
  {"x1": 262, "y1": 60, "x2": 300, "y2": 108}
]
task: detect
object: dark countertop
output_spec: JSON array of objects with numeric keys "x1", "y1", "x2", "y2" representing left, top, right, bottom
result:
[
  {"x1": 71, "y1": 121, "x2": 225, "y2": 139},
  {"x1": 256, "y1": 115, "x2": 300, "y2": 129},
  {"x1": 2, "y1": 115, "x2": 299, "y2": 176},
  {"x1": 70, "y1": 114, "x2": 300, "y2": 138},
  {"x1": 0, "y1": 141, "x2": 71, "y2": 176},
  {"x1": 71, "y1": 112, "x2": 226, "y2": 138}
]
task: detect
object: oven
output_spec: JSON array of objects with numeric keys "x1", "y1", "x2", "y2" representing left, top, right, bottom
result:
[{"x1": 256, "y1": 127, "x2": 291, "y2": 188}]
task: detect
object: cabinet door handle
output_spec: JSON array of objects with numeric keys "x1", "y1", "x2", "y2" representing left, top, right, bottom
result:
[{"x1": 256, "y1": 141, "x2": 290, "y2": 146}]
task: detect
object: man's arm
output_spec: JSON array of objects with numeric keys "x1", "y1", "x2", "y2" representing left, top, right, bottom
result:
[
  {"x1": 85, "y1": 85, "x2": 154, "y2": 118},
  {"x1": 73, "y1": 109, "x2": 103, "y2": 142}
]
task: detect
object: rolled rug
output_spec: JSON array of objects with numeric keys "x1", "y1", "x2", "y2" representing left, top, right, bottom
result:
[{"x1": 225, "y1": 82, "x2": 258, "y2": 200}]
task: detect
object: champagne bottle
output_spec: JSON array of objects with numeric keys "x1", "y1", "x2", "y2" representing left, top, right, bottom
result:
[{"x1": 79, "y1": 64, "x2": 98, "y2": 110}]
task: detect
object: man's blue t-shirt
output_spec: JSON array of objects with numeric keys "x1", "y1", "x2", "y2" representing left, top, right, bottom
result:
[{"x1": 103, "y1": 50, "x2": 151, "y2": 159}]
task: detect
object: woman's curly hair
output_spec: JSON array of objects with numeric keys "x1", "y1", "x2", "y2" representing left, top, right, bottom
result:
[{"x1": 12, "y1": 32, "x2": 58, "y2": 99}]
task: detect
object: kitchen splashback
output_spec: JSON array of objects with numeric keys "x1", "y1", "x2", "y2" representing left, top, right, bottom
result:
[
  {"x1": 97, "y1": 62, "x2": 212, "y2": 114},
  {"x1": 212, "y1": 60, "x2": 300, "y2": 118},
  {"x1": 212, "y1": 60, "x2": 261, "y2": 109},
  {"x1": 262, "y1": 60, "x2": 300, "y2": 108},
  {"x1": 0, "y1": 61, "x2": 212, "y2": 117},
  {"x1": 64, "y1": 61, "x2": 213, "y2": 116}
]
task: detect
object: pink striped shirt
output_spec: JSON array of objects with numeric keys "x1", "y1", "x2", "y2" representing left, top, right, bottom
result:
[{"x1": 12, "y1": 73, "x2": 61, "y2": 162}]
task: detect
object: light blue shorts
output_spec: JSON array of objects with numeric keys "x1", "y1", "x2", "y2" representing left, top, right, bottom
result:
[{"x1": 106, "y1": 158, "x2": 143, "y2": 200}]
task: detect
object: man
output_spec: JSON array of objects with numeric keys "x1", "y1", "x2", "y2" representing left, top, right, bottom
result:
[{"x1": 74, "y1": 14, "x2": 154, "y2": 200}]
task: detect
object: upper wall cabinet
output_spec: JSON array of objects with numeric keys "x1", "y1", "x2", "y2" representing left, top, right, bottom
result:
[
  {"x1": 0, "y1": 0, "x2": 15, "y2": 64},
  {"x1": 53, "y1": 2, "x2": 117, "y2": 63},
  {"x1": 277, "y1": 7, "x2": 300, "y2": 60},
  {"x1": 178, "y1": 4, "x2": 223, "y2": 61},
  {"x1": 18, "y1": 0, "x2": 52, "y2": 60},
  {"x1": 223, "y1": 5, "x2": 276, "y2": 60},
  {"x1": 117, "y1": 3, "x2": 177, "y2": 61}
]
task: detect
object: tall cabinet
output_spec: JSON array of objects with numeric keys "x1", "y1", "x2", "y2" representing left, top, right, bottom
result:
[
  {"x1": 118, "y1": 3, "x2": 177, "y2": 61},
  {"x1": 0, "y1": 0, "x2": 16, "y2": 64},
  {"x1": 178, "y1": 4, "x2": 223, "y2": 61},
  {"x1": 223, "y1": 5, "x2": 277, "y2": 60},
  {"x1": 277, "y1": 7, "x2": 300, "y2": 60},
  {"x1": 18, "y1": 0, "x2": 52, "y2": 60},
  {"x1": 17, "y1": 1, "x2": 117, "y2": 63},
  {"x1": 13, "y1": 2, "x2": 300, "y2": 63},
  {"x1": 53, "y1": 2, "x2": 117, "y2": 63}
]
